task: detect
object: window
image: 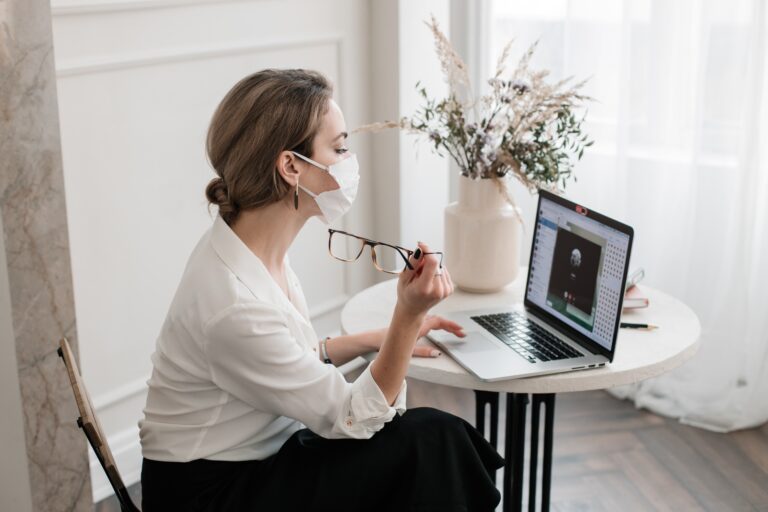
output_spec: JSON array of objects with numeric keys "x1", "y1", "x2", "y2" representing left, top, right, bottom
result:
[{"x1": 487, "y1": 0, "x2": 756, "y2": 164}]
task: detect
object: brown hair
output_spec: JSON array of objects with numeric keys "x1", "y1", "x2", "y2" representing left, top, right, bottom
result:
[{"x1": 205, "y1": 69, "x2": 333, "y2": 225}]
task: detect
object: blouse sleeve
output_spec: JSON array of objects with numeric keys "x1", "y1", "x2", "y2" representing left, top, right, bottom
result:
[{"x1": 203, "y1": 301, "x2": 407, "y2": 439}]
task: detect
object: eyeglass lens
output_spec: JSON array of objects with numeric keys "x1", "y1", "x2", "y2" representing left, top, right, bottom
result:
[{"x1": 329, "y1": 231, "x2": 408, "y2": 273}]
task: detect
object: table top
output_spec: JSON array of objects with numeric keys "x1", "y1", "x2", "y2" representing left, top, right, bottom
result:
[{"x1": 340, "y1": 268, "x2": 701, "y2": 394}]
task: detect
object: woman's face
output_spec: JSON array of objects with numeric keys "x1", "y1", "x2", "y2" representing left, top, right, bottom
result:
[
  {"x1": 310, "y1": 99, "x2": 350, "y2": 169},
  {"x1": 293, "y1": 99, "x2": 350, "y2": 198}
]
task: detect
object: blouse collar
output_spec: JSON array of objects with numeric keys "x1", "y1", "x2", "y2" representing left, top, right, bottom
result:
[{"x1": 209, "y1": 215, "x2": 311, "y2": 327}]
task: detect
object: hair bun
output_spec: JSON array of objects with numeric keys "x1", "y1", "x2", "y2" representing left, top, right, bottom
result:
[{"x1": 205, "y1": 176, "x2": 239, "y2": 222}]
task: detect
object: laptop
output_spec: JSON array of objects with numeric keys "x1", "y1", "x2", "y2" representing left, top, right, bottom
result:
[{"x1": 426, "y1": 190, "x2": 634, "y2": 381}]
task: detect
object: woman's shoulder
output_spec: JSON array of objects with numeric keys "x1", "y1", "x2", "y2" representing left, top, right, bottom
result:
[
  {"x1": 167, "y1": 231, "x2": 246, "y2": 321},
  {"x1": 171, "y1": 229, "x2": 286, "y2": 328}
]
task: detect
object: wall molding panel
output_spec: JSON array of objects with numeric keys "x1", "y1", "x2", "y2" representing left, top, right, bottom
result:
[
  {"x1": 56, "y1": 35, "x2": 344, "y2": 77},
  {"x1": 51, "y1": 0, "x2": 256, "y2": 17}
]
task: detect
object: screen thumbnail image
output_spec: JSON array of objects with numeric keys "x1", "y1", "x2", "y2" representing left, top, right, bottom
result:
[{"x1": 546, "y1": 226, "x2": 605, "y2": 330}]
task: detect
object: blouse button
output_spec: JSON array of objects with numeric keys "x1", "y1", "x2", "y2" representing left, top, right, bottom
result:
[{"x1": 345, "y1": 418, "x2": 353, "y2": 427}]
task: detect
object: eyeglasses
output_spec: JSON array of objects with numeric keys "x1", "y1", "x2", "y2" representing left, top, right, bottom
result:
[{"x1": 328, "y1": 229, "x2": 444, "y2": 274}]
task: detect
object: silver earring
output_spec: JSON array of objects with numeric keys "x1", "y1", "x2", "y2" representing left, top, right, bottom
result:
[{"x1": 294, "y1": 177, "x2": 299, "y2": 210}]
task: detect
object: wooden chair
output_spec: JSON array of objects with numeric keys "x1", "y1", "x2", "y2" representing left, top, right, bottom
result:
[{"x1": 58, "y1": 337, "x2": 141, "y2": 512}]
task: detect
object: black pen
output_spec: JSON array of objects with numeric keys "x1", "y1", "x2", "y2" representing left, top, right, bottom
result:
[{"x1": 620, "y1": 322, "x2": 658, "y2": 330}]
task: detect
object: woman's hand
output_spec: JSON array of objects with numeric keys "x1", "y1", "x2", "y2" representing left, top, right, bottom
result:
[
  {"x1": 371, "y1": 314, "x2": 466, "y2": 357},
  {"x1": 395, "y1": 241, "x2": 454, "y2": 316},
  {"x1": 410, "y1": 314, "x2": 466, "y2": 357}
]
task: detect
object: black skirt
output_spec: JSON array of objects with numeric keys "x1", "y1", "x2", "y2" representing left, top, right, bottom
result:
[{"x1": 141, "y1": 407, "x2": 505, "y2": 512}]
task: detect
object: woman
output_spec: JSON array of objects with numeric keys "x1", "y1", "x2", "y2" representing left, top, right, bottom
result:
[{"x1": 139, "y1": 68, "x2": 505, "y2": 511}]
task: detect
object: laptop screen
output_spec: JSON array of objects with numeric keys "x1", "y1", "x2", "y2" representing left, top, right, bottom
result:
[{"x1": 525, "y1": 193, "x2": 632, "y2": 353}]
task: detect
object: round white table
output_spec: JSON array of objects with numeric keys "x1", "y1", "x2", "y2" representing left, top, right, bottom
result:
[{"x1": 340, "y1": 268, "x2": 701, "y2": 512}]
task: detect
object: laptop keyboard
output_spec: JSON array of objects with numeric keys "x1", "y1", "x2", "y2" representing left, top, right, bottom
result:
[{"x1": 470, "y1": 312, "x2": 583, "y2": 364}]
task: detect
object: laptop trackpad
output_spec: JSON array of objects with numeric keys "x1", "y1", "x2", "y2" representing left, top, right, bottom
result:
[{"x1": 439, "y1": 333, "x2": 499, "y2": 354}]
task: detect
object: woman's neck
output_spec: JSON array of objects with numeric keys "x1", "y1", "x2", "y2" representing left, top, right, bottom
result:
[{"x1": 230, "y1": 198, "x2": 307, "y2": 273}]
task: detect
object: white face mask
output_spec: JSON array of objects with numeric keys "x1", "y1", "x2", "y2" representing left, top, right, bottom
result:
[{"x1": 292, "y1": 151, "x2": 360, "y2": 225}]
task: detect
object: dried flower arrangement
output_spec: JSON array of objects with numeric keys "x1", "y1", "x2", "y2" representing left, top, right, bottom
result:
[{"x1": 356, "y1": 15, "x2": 594, "y2": 207}]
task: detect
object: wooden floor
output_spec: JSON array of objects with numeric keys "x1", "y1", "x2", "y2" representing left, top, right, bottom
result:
[
  {"x1": 512, "y1": 391, "x2": 768, "y2": 512},
  {"x1": 95, "y1": 390, "x2": 768, "y2": 512}
]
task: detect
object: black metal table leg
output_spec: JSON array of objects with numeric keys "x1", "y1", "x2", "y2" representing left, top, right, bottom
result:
[
  {"x1": 474, "y1": 391, "x2": 558, "y2": 512},
  {"x1": 504, "y1": 393, "x2": 528, "y2": 512},
  {"x1": 474, "y1": 390, "x2": 500, "y2": 447},
  {"x1": 489, "y1": 392, "x2": 499, "y2": 448},
  {"x1": 502, "y1": 393, "x2": 515, "y2": 512},
  {"x1": 501, "y1": 393, "x2": 559, "y2": 512},
  {"x1": 475, "y1": 391, "x2": 486, "y2": 433},
  {"x1": 528, "y1": 395, "x2": 542, "y2": 512},
  {"x1": 541, "y1": 394, "x2": 556, "y2": 511},
  {"x1": 474, "y1": 390, "x2": 500, "y2": 482}
]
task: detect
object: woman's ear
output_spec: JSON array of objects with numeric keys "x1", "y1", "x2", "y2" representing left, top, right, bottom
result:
[{"x1": 276, "y1": 150, "x2": 300, "y2": 186}]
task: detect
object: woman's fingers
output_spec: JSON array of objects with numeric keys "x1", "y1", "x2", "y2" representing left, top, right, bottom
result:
[
  {"x1": 402, "y1": 246, "x2": 422, "y2": 284},
  {"x1": 412, "y1": 345, "x2": 442, "y2": 358},
  {"x1": 439, "y1": 266, "x2": 449, "y2": 297},
  {"x1": 430, "y1": 315, "x2": 466, "y2": 337},
  {"x1": 410, "y1": 242, "x2": 443, "y2": 304},
  {"x1": 443, "y1": 265, "x2": 455, "y2": 295},
  {"x1": 416, "y1": 242, "x2": 441, "y2": 283},
  {"x1": 396, "y1": 241, "x2": 451, "y2": 316}
]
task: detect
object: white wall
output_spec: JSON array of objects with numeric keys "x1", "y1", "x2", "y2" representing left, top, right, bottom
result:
[
  {"x1": 368, "y1": 0, "x2": 451, "y2": 256},
  {"x1": 397, "y1": 1, "x2": 451, "y2": 249},
  {"x1": 51, "y1": 0, "x2": 377, "y2": 501}
]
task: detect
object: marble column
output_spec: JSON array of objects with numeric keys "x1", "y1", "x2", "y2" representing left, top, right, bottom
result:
[{"x1": 0, "y1": 0, "x2": 93, "y2": 510}]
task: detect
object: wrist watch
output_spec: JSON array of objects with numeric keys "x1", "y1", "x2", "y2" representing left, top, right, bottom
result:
[{"x1": 320, "y1": 336, "x2": 333, "y2": 364}]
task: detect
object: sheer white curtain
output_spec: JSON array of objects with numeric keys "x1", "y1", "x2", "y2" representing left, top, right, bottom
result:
[{"x1": 487, "y1": 0, "x2": 768, "y2": 432}]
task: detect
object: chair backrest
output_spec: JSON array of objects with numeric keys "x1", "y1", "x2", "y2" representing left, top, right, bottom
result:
[{"x1": 58, "y1": 337, "x2": 140, "y2": 512}]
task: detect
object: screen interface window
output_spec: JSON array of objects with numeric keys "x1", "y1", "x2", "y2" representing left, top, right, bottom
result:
[{"x1": 526, "y1": 198, "x2": 630, "y2": 351}]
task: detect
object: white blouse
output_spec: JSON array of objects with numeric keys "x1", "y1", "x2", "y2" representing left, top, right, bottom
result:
[{"x1": 139, "y1": 215, "x2": 407, "y2": 462}]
